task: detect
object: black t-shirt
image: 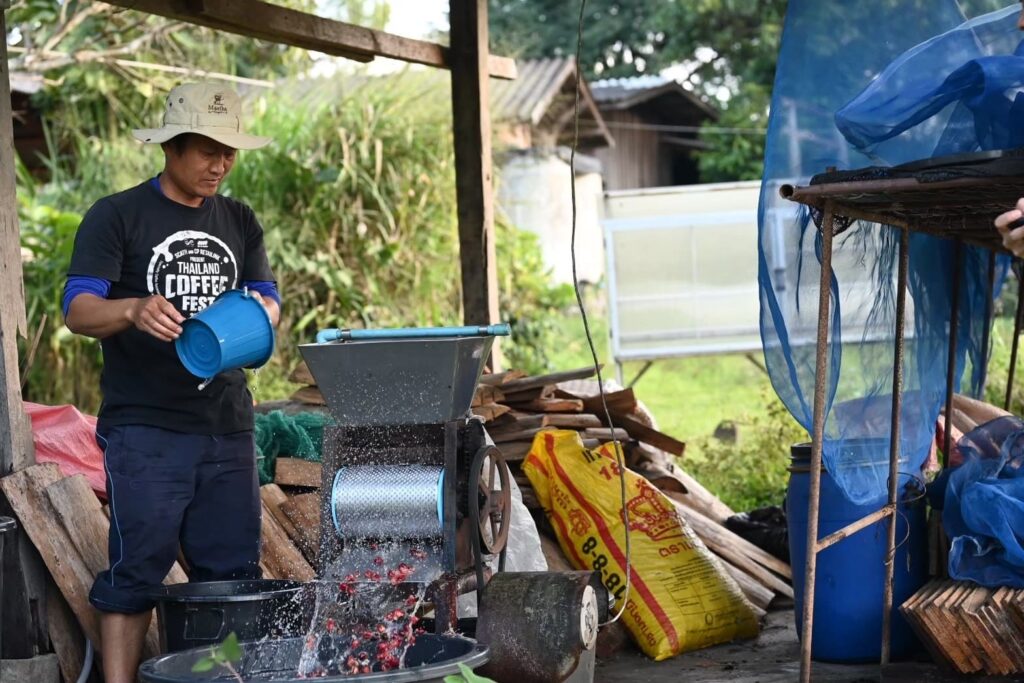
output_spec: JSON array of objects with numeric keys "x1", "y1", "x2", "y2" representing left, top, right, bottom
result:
[{"x1": 68, "y1": 181, "x2": 276, "y2": 434}]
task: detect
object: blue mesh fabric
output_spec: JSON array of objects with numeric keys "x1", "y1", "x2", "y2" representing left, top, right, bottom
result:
[
  {"x1": 759, "y1": 2, "x2": 1018, "y2": 505},
  {"x1": 945, "y1": 416, "x2": 1024, "y2": 587}
]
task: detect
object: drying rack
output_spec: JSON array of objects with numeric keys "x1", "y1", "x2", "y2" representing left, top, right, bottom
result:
[{"x1": 779, "y1": 171, "x2": 1024, "y2": 683}]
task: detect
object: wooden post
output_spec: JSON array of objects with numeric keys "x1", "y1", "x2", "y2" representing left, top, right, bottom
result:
[
  {"x1": 0, "y1": 5, "x2": 31, "y2": 476},
  {"x1": 0, "y1": 3, "x2": 48, "y2": 663},
  {"x1": 450, "y1": 0, "x2": 501, "y2": 367}
]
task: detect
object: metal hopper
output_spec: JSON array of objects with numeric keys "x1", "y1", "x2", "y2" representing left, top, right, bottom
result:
[{"x1": 299, "y1": 325, "x2": 509, "y2": 426}]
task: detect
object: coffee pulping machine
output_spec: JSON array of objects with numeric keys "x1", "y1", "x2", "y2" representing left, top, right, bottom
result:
[{"x1": 300, "y1": 325, "x2": 605, "y2": 683}]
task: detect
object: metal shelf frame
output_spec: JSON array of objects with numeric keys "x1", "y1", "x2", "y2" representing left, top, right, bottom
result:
[{"x1": 781, "y1": 173, "x2": 1023, "y2": 683}]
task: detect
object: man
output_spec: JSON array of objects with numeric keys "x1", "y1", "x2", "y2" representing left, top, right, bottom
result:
[{"x1": 63, "y1": 82, "x2": 280, "y2": 682}]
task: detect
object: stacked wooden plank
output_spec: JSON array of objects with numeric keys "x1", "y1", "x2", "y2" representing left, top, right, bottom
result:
[
  {"x1": 902, "y1": 579, "x2": 1024, "y2": 675},
  {"x1": 0, "y1": 462, "x2": 319, "y2": 682},
  {"x1": 283, "y1": 363, "x2": 793, "y2": 611},
  {"x1": 472, "y1": 367, "x2": 793, "y2": 614},
  {"x1": 0, "y1": 464, "x2": 186, "y2": 682}
]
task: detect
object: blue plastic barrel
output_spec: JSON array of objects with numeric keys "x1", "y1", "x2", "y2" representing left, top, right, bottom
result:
[
  {"x1": 787, "y1": 441, "x2": 927, "y2": 663},
  {"x1": 175, "y1": 289, "x2": 274, "y2": 378}
]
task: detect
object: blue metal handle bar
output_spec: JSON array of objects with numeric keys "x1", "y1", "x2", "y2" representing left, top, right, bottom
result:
[{"x1": 316, "y1": 323, "x2": 511, "y2": 344}]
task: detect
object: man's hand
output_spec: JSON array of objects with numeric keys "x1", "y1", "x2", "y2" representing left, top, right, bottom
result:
[
  {"x1": 246, "y1": 290, "x2": 281, "y2": 327},
  {"x1": 127, "y1": 295, "x2": 185, "y2": 342},
  {"x1": 994, "y1": 198, "x2": 1024, "y2": 258}
]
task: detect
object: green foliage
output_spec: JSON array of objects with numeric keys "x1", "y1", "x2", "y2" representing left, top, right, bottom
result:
[
  {"x1": 496, "y1": 224, "x2": 576, "y2": 374},
  {"x1": 488, "y1": 0, "x2": 787, "y2": 182},
  {"x1": 10, "y1": 1, "x2": 313, "y2": 153},
  {"x1": 697, "y1": 83, "x2": 770, "y2": 182},
  {"x1": 687, "y1": 391, "x2": 807, "y2": 512},
  {"x1": 443, "y1": 663, "x2": 497, "y2": 683},
  {"x1": 17, "y1": 70, "x2": 571, "y2": 409},
  {"x1": 191, "y1": 632, "x2": 243, "y2": 679}
]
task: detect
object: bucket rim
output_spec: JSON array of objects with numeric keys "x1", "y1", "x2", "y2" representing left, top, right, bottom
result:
[
  {"x1": 149, "y1": 579, "x2": 303, "y2": 603},
  {"x1": 139, "y1": 634, "x2": 489, "y2": 683}
]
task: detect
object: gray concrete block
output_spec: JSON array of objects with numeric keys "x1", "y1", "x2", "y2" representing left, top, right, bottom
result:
[{"x1": 0, "y1": 653, "x2": 60, "y2": 683}]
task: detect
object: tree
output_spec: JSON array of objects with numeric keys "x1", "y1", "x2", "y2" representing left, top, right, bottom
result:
[
  {"x1": 489, "y1": 0, "x2": 787, "y2": 181},
  {"x1": 8, "y1": 0, "x2": 314, "y2": 145}
]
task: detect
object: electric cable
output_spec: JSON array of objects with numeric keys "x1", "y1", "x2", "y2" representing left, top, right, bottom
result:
[{"x1": 569, "y1": 0, "x2": 632, "y2": 625}]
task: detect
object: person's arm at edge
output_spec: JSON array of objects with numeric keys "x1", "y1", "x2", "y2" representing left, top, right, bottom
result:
[{"x1": 66, "y1": 293, "x2": 185, "y2": 342}]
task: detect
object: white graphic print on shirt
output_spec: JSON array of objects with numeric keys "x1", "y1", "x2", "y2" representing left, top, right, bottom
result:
[{"x1": 146, "y1": 230, "x2": 239, "y2": 313}]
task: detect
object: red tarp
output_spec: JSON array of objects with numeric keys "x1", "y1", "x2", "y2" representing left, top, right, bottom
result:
[{"x1": 26, "y1": 402, "x2": 105, "y2": 500}]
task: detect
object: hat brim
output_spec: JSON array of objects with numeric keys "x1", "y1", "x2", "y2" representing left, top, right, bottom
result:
[{"x1": 132, "y1": 125, "x2": 271, "y2": 150}]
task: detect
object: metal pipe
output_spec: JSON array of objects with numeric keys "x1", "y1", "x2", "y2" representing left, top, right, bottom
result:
[
  {"x1": 979, "y1": 251, "x2": 996, "y2": 396},
  {"x1": 316, "y1": 323, "x2": 512, "y2": 344},
  {"x1": 816, "y1": 505, "x2": 894, "y2": 553},
  {"x1": 799, "y1": 202, "x2": 836, "y2": 683},
  {"x1": 1005, "y1": 264, "x2": 1024, "y2": 411},
  {"x1": 943, "y1": 242, "x2": 963, "y2": 468},
  {"x1": 881, "y1": 227, "x2": 910, "y2": 665}
]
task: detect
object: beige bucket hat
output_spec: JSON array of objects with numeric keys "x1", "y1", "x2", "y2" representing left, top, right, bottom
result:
[{"x1": 132, "y1": 82, "x2": 271, "y2": 150}]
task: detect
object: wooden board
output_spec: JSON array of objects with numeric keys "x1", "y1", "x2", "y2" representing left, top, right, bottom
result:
[
  {"x1": 259, "y1": 499, "x2": 314, "y2": 582},
  {"x1": 289, "y1": 361, "x2": 315, "y2": 386},
  {"x1": 472, "y1": 403, "x2": 511, "y2": 422},
  {"x1": 478, "y1": 370, "x2": 527, "y2": 386},
  {"x1": 274, "y1": 458, "x2": 323, "y2": 489},
  {"x1": 472, "y1": 384, "x2": 505, "y2": 407},
  {"x1": 667, "y1": 493, "x2": 792, "y2": 588},
  {"x1": 260, "y1": 484, "x2": 299, "y2": 540},
  {"x1": 581, "y1": 427, "x2": 630, "y2": 442},
  {"x1": 46, "y1": 579, "x2": 86, "y2": 683},
  {"x1": 1, "y1": 464, "x2": 100, "y2": 646},
  {"x1": 495, "y1": 441, "x2": 535, "y2": 462},
  {"x1": 279, "y1": 492, "x2": 321, "y2": 566},
  {"x1": 505, "y1": 398, "x2": 584, "y2": 413},
  {"x1": 542, "y1": 414, "x2": 603, "y2": 429},
  {"x1": 103, "y1": 0, "x2": 518, "y2": 79},
  {"x1": 497, "y1": 366, "x2": 599, "y2": 394},
  {"x1": 290, "y1": 386, "x2": 326, "y2": 405},
  {"x1": 611, "y1": 414, "x2": 686, "y2": 457}
]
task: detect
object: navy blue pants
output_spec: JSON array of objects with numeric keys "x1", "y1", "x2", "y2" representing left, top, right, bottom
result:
[{"x1": 89, "y1": 425, "x2": 261, "y2": 614}]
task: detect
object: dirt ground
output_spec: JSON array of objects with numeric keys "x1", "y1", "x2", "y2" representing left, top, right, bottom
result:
[{"x1": 594, "y1": 608, "x2": 1014, "y2": 682}]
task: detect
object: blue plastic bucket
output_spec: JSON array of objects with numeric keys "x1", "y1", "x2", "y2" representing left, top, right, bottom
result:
[
  {"x1": 175, "y1": 289, "x2": 274, "y2": 378},
  {"x1": 787, "y1": 441, "x2": 927, "y2": 663}
]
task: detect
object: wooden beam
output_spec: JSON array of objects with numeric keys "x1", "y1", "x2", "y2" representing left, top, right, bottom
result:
[
  {"x1": 0, "y1": 8, "x2": 32, "y2": 476},
  {"x1": 102, "y1": 0, "x2": 518, "y2": 80},
  {"x1": 450, "y1": 0, "x2": 500, "y2": 363},
  {"x1": 0, "y1": 6, "x2": 46, "y2": 661}
]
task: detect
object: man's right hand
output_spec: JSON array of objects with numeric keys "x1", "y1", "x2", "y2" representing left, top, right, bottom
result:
[
  {"x1": 127, "y1": 295, "x2": 185, "y2": 342},
  {"x1": 994, "y1": 198, "x2": 1024, "y2": 258}
]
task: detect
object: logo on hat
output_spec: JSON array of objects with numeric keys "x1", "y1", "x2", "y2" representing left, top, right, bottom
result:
[{"x1": 209, "y1": 93, "x2": 229, "y2": 115}]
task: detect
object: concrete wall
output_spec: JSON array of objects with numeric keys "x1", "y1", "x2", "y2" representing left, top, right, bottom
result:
[{"x1": 497, "y1": 153, "x2": 605, "y2": 285}]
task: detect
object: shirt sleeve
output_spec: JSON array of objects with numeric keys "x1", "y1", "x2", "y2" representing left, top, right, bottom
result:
[
  {"x1": 240, "y1": 206, "x2": 276, "y2": 283},
  {"x1": 240, "y1": 280, "x2": 281, "y2": 305},
  {"x1": 67, "y1": 198, "x2": 125, "y2": 281},
  {"x1": 62, "y1": 276, "x2": 112, "y2": 317}
]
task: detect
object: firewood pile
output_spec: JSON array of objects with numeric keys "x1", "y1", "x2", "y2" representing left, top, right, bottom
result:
[
  {"x1": 0, "y1": 363, "x2": 793, "y2": 681},
  {"x1": 0, "y1": 463, "x2": 184, "y2": 682},
  {"x1": 285, "y1": 364, "x2": 794, "y2": 618},
  {"x1": 901, "y1": 580, "x2": 1024, "y2": 675}
]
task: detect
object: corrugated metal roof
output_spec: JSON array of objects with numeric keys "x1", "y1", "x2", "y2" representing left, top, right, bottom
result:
[
  {"x1": 491, "y1": 57, "x2": 574, "y2": 125},
  {"x1": 590, "y1": 74, "x2": 717, "y2": 119},
  {"x1": 590, "y1": 75, "x2": 670, "y2": 100}
]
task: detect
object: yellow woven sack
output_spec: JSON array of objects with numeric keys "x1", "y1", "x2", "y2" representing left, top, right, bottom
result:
[{"x1": 523, "y1": 429, "x2": 759, "y2": 660}]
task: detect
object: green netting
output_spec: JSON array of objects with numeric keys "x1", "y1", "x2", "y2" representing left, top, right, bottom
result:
[{"x1": 254, "y1": 410, "x2": 334, "y2": 484}]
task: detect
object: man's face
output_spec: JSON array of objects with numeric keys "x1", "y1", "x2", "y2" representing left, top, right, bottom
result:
[{"x1": 164, "y1": 135, "x2": 236, "y2": 199}]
